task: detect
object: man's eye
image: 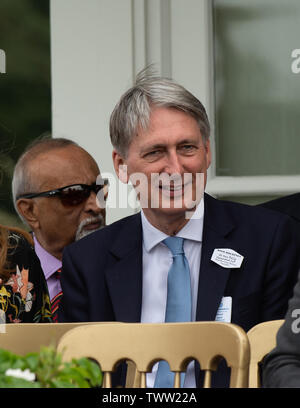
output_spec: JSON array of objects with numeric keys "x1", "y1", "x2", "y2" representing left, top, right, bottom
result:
[
  {"x1": 180, "y1": 145, "x2": 195, "y2": 151},
  {"x1": 144, "y1": 150, "x2": 161, "y2": 158}
]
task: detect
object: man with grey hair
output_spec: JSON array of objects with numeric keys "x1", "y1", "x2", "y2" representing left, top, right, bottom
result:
[
  {"x1": 12, "y1": 137, "x2": 107, "y2": 321},
  {"x1": 59, "y1": 70, "x2": 300, "y2": 387}
]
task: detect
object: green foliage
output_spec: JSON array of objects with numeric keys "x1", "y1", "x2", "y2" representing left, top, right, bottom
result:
[
  {"x1": 0, "y1": 0, "x2": 51, "y2": 223},
  {"x1": 0, "y1": 346, "x2": 103, "y2": 388}
]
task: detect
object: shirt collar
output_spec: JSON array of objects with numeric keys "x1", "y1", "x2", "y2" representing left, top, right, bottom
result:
[
  {"x1": 141, "y1": 198, "x2": 204, "y2": 252},
  {"x1": 33, "y1": 234, "x2": 62, "y2": 279}
]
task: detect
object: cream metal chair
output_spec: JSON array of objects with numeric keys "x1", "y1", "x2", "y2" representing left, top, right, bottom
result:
[
  {"x1": 57, "y1": 321, "x2": 250, "y2": 388},
  {"x1": 0, "y1": 322, "x2": 98, "y2": 355},
  {"x1": 247, "y1": 319, "x2": 284, "y2": 388}
]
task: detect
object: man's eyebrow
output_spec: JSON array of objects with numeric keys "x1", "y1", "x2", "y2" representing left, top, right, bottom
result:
[{"x1": 177, "y1": 138, "x2": 200, "y2": 145}]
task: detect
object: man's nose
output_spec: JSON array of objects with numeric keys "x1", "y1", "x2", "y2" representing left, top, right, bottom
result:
[
  {"x1": 84, "y1": 190, "x2": 105, "y2": 214},
  {"x1": 164, "y1": 151, "x2": 183, "y2": 174}
]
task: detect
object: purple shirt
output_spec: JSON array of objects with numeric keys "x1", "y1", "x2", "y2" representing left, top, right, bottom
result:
[{"x1": 33, "y1": 235, "x2": 62, "y2": 302}]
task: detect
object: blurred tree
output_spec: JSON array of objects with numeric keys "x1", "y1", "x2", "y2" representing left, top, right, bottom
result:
[{"x1": 0, "y1": 0, "x2": 51, "y2": 227}]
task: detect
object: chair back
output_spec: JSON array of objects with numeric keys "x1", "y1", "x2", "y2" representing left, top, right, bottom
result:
[
  {"x1": 57, "y1": 321, "x2": 250, "y2": 388},
  {"x1": 0, "y1": 322, "x2": 97, "y2": 355},
  {"x1": 247, "y1": 319, "x2": 284, "y2": 387}
]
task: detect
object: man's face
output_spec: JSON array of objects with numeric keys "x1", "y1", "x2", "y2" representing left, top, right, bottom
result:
[
  {"x1": 113, "y1": 106, "x2": 211, "y2": 224},
  {"x1": 19, "y1": 146, "x2": 106, "y2": 259}
]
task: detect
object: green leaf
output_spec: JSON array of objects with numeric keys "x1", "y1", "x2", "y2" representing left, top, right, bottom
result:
[
  {"x1": 56, "y1": 367, "x2": 90, "y2": 388},
  {"x1": 0, "y1": 346, "x2": 102, "y2": 388},
  {"x1": 24, "y1": 354, "x2": 39, "y2": 372},
  {"x1": 49, "y1": 379, "x2": 77, "y2": 388},
  {"x1": 76, "y1": 358, "x2": 102, "y2": 386},
  {"x1": 0, "y1": 375, "x2": 40, "y2": 388}
]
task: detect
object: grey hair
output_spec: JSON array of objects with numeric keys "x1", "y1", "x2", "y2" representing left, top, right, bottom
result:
[
  {"x1": 12, "y1": 136, "x2": 79, "y2": 222},
  {"x1": 109, "y1": 67, "x2": 210, "y2": 158}
]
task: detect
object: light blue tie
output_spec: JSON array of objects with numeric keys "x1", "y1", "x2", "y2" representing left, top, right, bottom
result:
[{"x1": 154, "y1": 236, "x2": 192, "y2": 388}]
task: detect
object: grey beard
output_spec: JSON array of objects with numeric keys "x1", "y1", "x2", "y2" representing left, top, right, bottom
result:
[{"x1": 75, "y1": 215, "x2": 105, "y2": 241}]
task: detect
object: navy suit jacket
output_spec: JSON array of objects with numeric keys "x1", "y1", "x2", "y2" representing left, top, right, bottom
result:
[
  {"x1": 261, "y1": 193, "x2": 300, "y2": 223},
  {"x1": 59, "y1": 193, "x2": 300, "y2": 386}
]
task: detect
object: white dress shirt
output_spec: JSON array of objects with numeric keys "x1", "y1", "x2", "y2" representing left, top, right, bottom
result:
[{"x1": 140, "y1": 199, "x2": 204, "y2": 387}]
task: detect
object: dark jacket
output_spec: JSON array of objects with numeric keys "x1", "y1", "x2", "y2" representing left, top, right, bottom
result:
[{"x1": 59, "y1": 193, "x2": 300, "y2": 387}]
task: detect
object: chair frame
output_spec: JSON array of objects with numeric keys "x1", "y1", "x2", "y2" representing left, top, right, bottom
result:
[
  {"x1": 0, "y1": 322, "x2": 98, "y2": 355},
  {"x1": 247, "y1": 319, "x2": 284, "y2": 387},
  {"x1": 57, "y1": 321, "x2": 250, "y2": 388}
]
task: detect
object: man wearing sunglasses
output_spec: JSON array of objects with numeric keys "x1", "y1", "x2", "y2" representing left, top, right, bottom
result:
[{"x1": 12, "y1": 137, "x2": 107, "y2": 320}]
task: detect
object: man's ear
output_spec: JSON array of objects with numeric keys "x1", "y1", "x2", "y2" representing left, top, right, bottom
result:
[
  {"x1": 16, "y1": 199, "x2": 40, "y2": 230},
  {"x1": 112, "y1": 150, "x2": 129, "y2": 183}
]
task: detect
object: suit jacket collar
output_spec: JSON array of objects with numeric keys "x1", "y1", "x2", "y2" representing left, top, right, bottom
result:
[
  {"x1": 196, "y1": 193, "x2": 236, "y2": 321},
  {"x1": 105, "y1": 194, "x2": 238, "y2": 324},
  {"x1": 109, "y1": 213, "x2": 143, "y2": 258},
  {"x1": 105, "y1": 214, "x2": 143, "y2": 323}
]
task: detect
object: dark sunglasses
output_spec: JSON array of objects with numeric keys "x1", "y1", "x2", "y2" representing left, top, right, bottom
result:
[{"x1": 17, "y1": 179, "x2": 109, "y2": 207}]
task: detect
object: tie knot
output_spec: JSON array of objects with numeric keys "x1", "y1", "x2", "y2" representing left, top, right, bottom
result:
[{"x1": 163, "y1": 236, "x2": 184, "y2": 256}]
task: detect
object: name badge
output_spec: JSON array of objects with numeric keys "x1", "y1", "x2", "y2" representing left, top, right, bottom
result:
[
  {"x1": 211, "y1": 248, "x2": 244, "y2": 269},
  {"x1": 215, "y1": 296, "x2": 232, "y2": 323}
]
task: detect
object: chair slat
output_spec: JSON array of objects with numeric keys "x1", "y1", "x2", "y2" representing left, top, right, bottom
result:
[
  {"x1": 203, "y1": 370, "x2": 212, "y2": 388},
  {"x1": 103, "y1": 372, "x2": 112, "y2": 388},
  {"x1": 173, "y1": 372, "x2": 181, "y2": 388},
  {"x1": 140, "y1": 372, "x2": 147, "y2": 388}
]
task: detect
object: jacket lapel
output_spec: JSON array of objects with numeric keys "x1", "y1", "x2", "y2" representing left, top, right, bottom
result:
[
  {"x1": 105, "y1": 196, "x2": 238, "y2": 324},
  {"x1": 196, "y1": 194, "x2": 236, "y2": 321},
  {"x1": 105, "y1": 214, "x2": 143, "y2": 323}
]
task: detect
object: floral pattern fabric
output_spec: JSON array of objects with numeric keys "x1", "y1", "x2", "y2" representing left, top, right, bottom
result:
[{"x1": 0, "y1": 232, "x2": 52, "y2": 323}]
